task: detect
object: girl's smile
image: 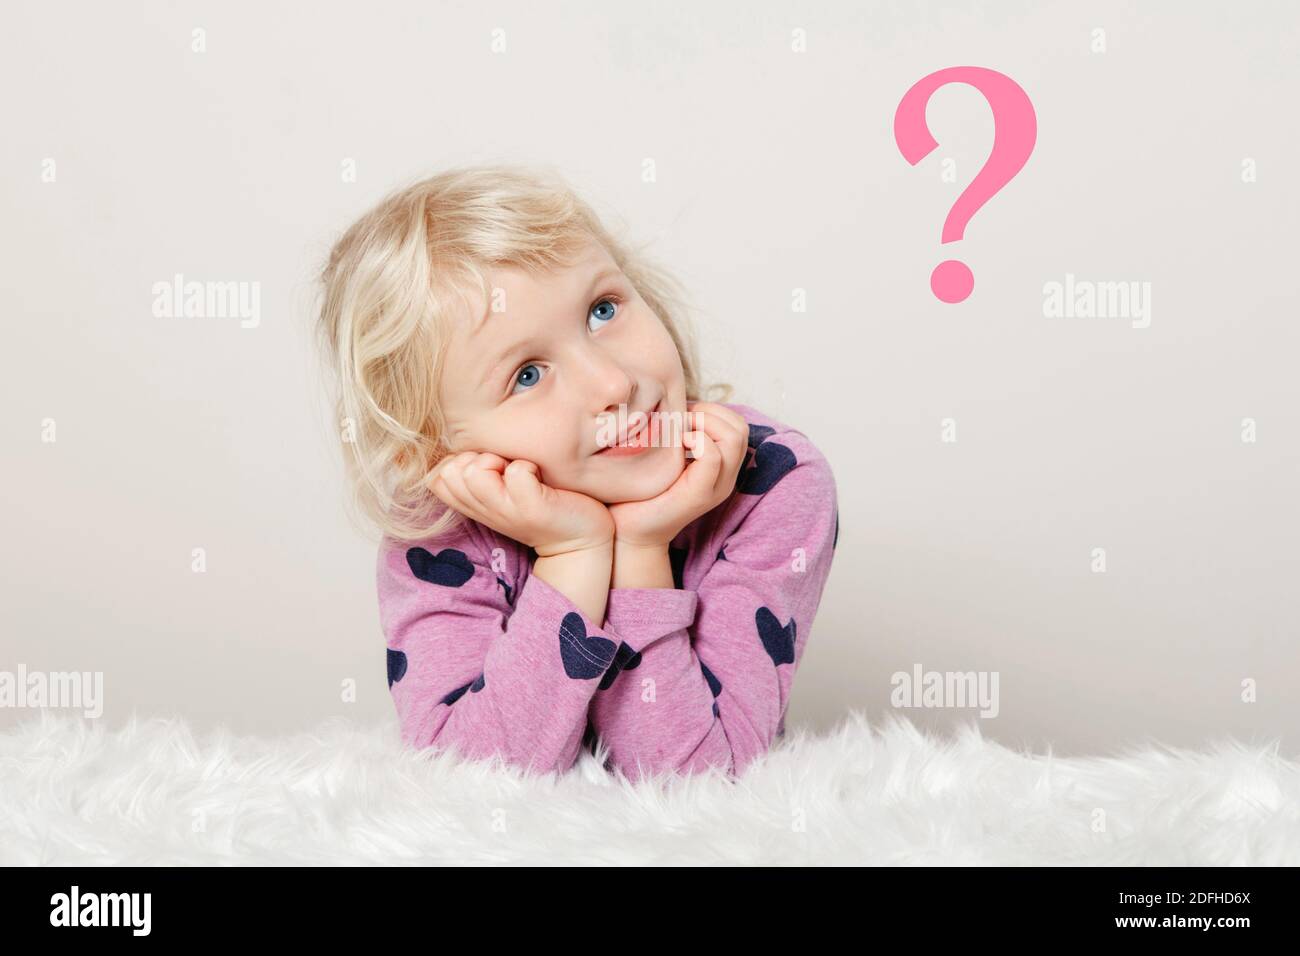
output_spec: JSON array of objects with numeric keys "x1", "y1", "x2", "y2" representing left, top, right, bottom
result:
[{"x1": 594, "y1": 398, "x2": 666, "y2": 457}]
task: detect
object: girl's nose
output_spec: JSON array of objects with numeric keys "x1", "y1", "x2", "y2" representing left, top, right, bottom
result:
[{"x1": 577, "y1": 345, "x2": 636, "y2": 409}]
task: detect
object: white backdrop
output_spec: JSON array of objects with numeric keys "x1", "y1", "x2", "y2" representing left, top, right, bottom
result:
[{"x1": 3, "y1": 0, "x2": 1297, "y2": 757}]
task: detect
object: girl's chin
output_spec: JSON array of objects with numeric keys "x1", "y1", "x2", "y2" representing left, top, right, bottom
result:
[{"x1": 583, "y1": 454, "x2": 685, "y2": 504}]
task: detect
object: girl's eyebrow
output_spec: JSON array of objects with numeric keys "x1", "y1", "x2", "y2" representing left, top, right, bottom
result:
[{"x1": 473, "y1": 266, "x2": 624, "y2": 391}]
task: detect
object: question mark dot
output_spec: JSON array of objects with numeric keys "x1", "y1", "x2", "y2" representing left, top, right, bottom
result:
[{"x1": 931, "y1": 260, "x2": 974, "y2": 303}]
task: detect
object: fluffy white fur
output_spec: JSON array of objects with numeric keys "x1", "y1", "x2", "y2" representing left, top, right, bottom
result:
[{"x1": 2, "y1": 710, "x2": 1296, "y2": 865}]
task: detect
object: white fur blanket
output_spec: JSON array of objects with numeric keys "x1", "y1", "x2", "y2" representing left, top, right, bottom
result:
[{"x1": 2, "y1": 710, "x2": 1296, "y2": 865}]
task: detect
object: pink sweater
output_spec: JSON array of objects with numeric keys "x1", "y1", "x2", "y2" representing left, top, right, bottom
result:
[{"x1": 375, "y1": 402, "x2": 838, "y2": 779}]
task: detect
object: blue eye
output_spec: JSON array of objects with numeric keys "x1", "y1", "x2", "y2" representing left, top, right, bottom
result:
[
  {"x1": 588, "y1": 296, "x2": 619, "y2": 331},
  {"x1": 510, "y1": 363, "x2": 544, "y2": 395}
]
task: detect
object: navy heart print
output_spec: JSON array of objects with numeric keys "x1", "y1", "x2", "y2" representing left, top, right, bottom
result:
[
  {"x1": 406, "y1": 547, "x2": 475, "y2": 588},
  {"x1": 733, "y1": 425, "x2": 773, "y2": 491},
  {"x1": 496, "y1": 576, "x2": 515, "y2": 606},
  {"x1": 598, "y1": 641, "x2": 643, "y2": 691},
  {"x1": 700, "y1": 661, "x2": 722, "y2": 698},
  {"x1": 387, "y1": 648, "x2": 408, "y2": 688},
  {"x1": 441, "y1": 680, "x2": 475, "y2": 705},
  {"x1": 746, "y1": 424, "x2": 777, "y2": 448},
  {"x1": 734, "y1": 423, "x2": 796, "y2": 495},
  {"x1": 756, "y1": 606, "x2": 796, "y2": 666},
  {"x1": 558, "y1": 612, "x2": 618, "y2": 680},
  {"x1": 738, "y1": 440, "x2": 797, "y2": 495},
  {"x1": 470, "y1": 672, "x2": 486, "y2": 693},
  {"x1": 701, "y1": 662, "x2": 722, "y2": 718}
]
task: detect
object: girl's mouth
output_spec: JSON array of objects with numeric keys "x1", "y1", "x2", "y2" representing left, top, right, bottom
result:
[{"x1": 596, "y1": 401, "x2": 661, "y2": 457}]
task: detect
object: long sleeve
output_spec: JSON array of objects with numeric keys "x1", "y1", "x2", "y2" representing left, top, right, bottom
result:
[
  {"x1": 589, "y1": 425, "x2": 838, "y2": 780},
  {"x1": 376, "y1": 519, "x2": 621, "y2": 776}
]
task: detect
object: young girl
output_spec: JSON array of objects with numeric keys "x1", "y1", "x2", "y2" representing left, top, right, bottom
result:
[{"x1": 315, "y1": 165, "x2": 838, "y2": 780}]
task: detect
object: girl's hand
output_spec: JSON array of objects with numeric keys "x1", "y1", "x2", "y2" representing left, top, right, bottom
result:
[
  {"x1": 426, "y1": 453, "x2": 614, "y2": 557},
  {"x1": 607, "y1": 402, "x2": 750, "y2": 549}
]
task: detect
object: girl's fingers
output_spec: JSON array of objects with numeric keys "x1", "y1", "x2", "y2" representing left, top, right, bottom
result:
[
  {"x1": 461, "y1": 453, "x2": 513, "y2": 512},
  {"x1": 689, "y1": 409, "x2": 747, "y2": 492},
  {"x1": 504, "y1": 458, "x2": 539, "y2": 479},
  {"x1": 426, "y1": 450, "x2": 471, "y2": 491},
  {"x1": 501, "y1": 459, "x2": 543, "y2": 506},
  {"x1": 427, "y1": 452, "x2": 469, "y2": 502},
  {"x1": 436, "y1": 465, "x2": 485, "y2": 520},
  {"x1": 687, "y1": 402, "x2": 747, "y2": 437},
  {"x1": 430, "y1": 473, "x2": 479, "y2": 522},
  {"x1": 691, "y1": 407, "x2": 747, "y2": 448},
  {"x1": 437, "y1": 452, "x2": 493, "y2": 514},
  {"x1": 684, "y1": 430, "x2": 723, "y2": 487}
]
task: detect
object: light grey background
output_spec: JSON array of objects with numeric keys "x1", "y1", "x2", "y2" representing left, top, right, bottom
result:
[{"x1": 3, "y1": 0, "x2": 1296, "y2": 756}]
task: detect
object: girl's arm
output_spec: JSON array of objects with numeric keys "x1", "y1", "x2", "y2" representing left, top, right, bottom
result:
[
  {"x1": 377, "y1": 521, "x2": 619, "y2": 775},
  {"x1": 588, "y1": 428, "x2": 838, "y2": 779}
]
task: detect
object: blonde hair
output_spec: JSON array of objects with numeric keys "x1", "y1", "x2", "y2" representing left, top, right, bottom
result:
[{"x1": 313, "y1": 163, "x2": 733, "y2": 544}]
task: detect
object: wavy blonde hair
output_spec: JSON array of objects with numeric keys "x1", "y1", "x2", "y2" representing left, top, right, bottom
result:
[{"x1": 313, "y1": 163, "x2": 733, "y2": 544}]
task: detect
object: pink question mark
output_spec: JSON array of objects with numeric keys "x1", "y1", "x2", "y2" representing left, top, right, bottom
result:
[{"x1": 894, "y1": 66, "x2": 1037, "y2": 303}]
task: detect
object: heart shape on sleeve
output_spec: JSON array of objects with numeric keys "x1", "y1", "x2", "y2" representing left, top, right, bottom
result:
[
  {"x1": 406, "y1": 547, "x2": 475, "y2": 588},
  {"x1": 756, "y1": 606, "x2": 796, "y2": 666},
  {"x1": 558, "y1": 612, "x2": 617, "y2": 680}
]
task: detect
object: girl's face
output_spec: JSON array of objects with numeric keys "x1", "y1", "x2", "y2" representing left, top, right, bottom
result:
[{"x1": 437, "y1": 237, "x2": 689, "y2": 504}]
